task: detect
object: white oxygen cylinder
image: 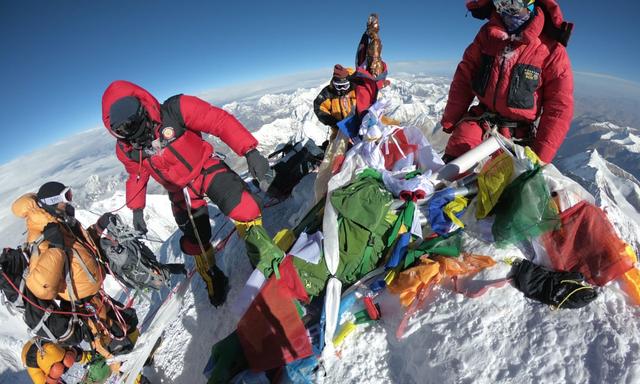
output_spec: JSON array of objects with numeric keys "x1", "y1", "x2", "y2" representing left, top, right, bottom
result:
[{"x1": 430, "y1": 136, "x2": 501, "y2": 184}]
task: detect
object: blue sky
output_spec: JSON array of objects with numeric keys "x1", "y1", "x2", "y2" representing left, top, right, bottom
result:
[{"x1": 1, "y1": 0, "x2": 638, "y2": 164}]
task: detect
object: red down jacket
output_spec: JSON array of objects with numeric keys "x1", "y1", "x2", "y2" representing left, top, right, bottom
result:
[
  {"x1": 442, "y1": 2, "x2": 574, "y2": 163},
  {"x1": 102, "y1": 80, "x2": 258, "y2": 210}
]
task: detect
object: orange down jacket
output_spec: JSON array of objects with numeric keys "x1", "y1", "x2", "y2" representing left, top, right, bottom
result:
[{"x1": 11, "y1": 194, "x2": 103, "y2": 301}]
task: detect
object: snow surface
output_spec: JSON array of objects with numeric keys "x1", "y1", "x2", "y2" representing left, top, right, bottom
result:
[
  {"x1": 558, "y1": 120, "x2": 640, "y2": 181},
  {"x1": 1, "y1": 73, "x2": 640, "y2": 384}
]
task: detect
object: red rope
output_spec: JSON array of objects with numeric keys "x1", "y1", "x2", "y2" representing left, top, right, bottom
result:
[
  {"x1": 104, "y1": 181, "x2": 147, "y2": 214},
  {"x1": 139, "y1": 228, "x2": 236, "y2": 330},
  {"x1": 102, "y1": 257, "x2": 134, "y2": 309},
  {"x1": 451, "y1": 276, "x2": 512, "y2": 298},
  {"x1": 98, "y1": 290, "x2": 130, "y2": 341}
]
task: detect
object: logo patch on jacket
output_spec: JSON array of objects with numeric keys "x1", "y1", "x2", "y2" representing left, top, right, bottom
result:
[
  {"x1": 523, "y1": 68, "x2": 540, "y2": 81},
  {"x1": 161, "y1": 127, "x2": 176, "y2": 140},
  {"x1": 508, "y1": 64, "x2": 541, "y2": 110}
]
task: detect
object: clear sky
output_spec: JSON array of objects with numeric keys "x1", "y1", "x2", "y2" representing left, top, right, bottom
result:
[{"x1": 1, "y1": 0, "x2": 638, "y2": 164}]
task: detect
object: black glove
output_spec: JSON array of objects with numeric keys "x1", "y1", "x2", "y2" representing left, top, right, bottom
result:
[
  {"x1": 245, "y1": 149, "x2": 274, "y2": 192},
  {"x1": 95, "y1": 212, "x2": 117, "y2": 232},
  {"x1": 43, "y1": 223, "x2": 65, "y2": 249},
  {"x1": 132, "y1": 209, "x2": 148, "y2": 235},
  {"x1": 0, "y1": 248, "x2": 11, "y2": 270}
]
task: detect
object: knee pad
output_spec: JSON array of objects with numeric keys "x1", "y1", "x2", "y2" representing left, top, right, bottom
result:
[
  {"x1": 175, "y1": 206, "x2": 212, "y2": 254},
  {"x1": 205, "y1": 168, "x2": 262, "y2": 221},
  {"x1": 180, "y1": 235, "x2": 213, "y2": 256}
]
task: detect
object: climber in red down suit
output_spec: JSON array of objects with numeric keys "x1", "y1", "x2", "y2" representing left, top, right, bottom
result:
[
  {"x1": 442, "y1": 0, "x2": 574, "y2": 164},
  {"x1": 102, "y1": 80, "x2": 275, "y2": 306}
]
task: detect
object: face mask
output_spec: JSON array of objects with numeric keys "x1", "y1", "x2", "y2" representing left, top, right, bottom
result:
[
  {"x1": 493, "y1": 0, "x2": 533, "y2": 16},
  {"x1": 500, "y1": 11, "x2": 532, "y2": 33},
  {"x1": 130, "y1": 124, "x2": 155, "y2": 149},
  {"x1": 64, "y1": 204, "x2": 75, "y2": 218},
  {"x1": 493, "y1": 0, "x2": 534, "y2": 33}
]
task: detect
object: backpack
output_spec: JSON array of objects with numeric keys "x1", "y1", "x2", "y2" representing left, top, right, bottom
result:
[
  {"x1": 0, "y1": 244, "x2": 86, "y2": 345},
  {"x1": 510, "y1": 258, "x2": 598, "y2": 309},
  {"x1": 96, "y1": 214, "x2": 170, "y2": 291},
  {"x1": 466, "y1": 0, "x2": 574, "y2": 47},
  {"x1": 266, "y1": 138, "x2": 324, "y2": 198}
]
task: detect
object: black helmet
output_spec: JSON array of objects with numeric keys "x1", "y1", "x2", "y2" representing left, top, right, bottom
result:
[
  {"x1": 37, "y1": 181, "x2": 72, "y2": 206},
  {"x1": 109, "y1": 96, "x2": 149, "y2": 140}
]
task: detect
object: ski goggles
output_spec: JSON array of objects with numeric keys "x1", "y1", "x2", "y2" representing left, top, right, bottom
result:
[
  {"x1": 111, "y1": 113, "x2": 149, "y2": 140},
  {"x1": 332, "y1": 78, "x2": 351, "y2": 92},
  {"x1": 110, "y1": 99, "x2": 149, "y2": 140},
  {"x1": 39, "y1": 186, "x2": 73, "y2": 206},
  {"x1": 493, "y1": 0, "x2": 534, "y2": 16}
]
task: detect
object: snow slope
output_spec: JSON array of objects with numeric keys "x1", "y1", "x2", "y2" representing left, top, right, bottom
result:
[
  {"x1": 558, "y1": 119, "x2": 640, "y2": 181},
  {"x1": 557, "y1": 149, "x2": 640, "y2": 251},
  {"x1": 2, "y1": 72, "x2": 640, "y2": 384}
]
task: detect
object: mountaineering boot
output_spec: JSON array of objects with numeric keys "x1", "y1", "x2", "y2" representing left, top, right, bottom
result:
[
  {"x1": 194, "y1": 246, "x2": 229, "y2": 307},
  {"x1": 164, "y1": 263, "x2": 188, "y2": 275},
  {"x1": 210, "y1": 263, "x2": 229, "y2": 307},
  {"x1": 236, "y1": 219, "x2": 285, "y2": 278},
  {"x1": 134, "y1": 374, "x2": 151, "y2": 384}
]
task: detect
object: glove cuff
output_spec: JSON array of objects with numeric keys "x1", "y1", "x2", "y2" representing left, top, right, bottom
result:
[{"x1": 244, "y1": 148, "x2": 259, "y2": 158}]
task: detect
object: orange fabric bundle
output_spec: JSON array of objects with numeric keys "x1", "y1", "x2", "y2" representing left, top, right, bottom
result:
[
  {"x1": 434, "y1": 253, "x2": 497, "y2": 278},
  {"x1": 389, "y1": 254, "x2": 497, "y2": 307},
  {"x1": 388, "y1": 257, "x2": 441, "y2": 307}
]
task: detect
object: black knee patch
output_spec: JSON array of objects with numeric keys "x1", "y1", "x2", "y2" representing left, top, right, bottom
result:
[
  {"x1": 174, "y1": 206, "x2": 211, "y2": 244},
  {"x1": 25, "y1": 343, "x2": 40, "y2": 368},
  {"x1": 205, "y1": 169, "x2": 246, "y2": 216}
]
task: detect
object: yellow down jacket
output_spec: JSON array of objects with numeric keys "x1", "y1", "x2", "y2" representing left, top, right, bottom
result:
[{"x1": 11, "y1": 193, "x2": 103, "y2": 301}]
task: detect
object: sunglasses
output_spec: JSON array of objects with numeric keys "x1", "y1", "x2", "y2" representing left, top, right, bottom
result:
[{"x1": 40, "y1": 186, "x2": 73, "y2": 206}]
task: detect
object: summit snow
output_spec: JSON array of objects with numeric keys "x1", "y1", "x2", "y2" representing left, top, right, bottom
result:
[{"x1": 0, "y1": 71, "x2": 639, "y2": 383}]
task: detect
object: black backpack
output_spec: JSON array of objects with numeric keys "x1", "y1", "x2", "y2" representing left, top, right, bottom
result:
[
  {"x1": 266, "y1": 138, "x2": 324, "y2": 198},
  {"x1": 511, "y1": 259, "x2": 598, "y2": 309},
  {"x1": 0, "y1": 245, "x2": 86, "y2": 345},
  {"x1": 96, "y1": 214, "x2": 171, "y2": 291}
]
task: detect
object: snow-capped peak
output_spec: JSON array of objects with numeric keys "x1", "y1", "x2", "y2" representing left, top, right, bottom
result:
[{"x1": 558, "y1": 149, "x2": 640, "y2": 251}]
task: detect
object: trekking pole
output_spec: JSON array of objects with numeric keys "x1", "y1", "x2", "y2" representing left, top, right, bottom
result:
[
  {"x1": 182, "y1": 188, "x2": 208, "y2": 258},
  {"x1": 141, "y1": 235, "x2": 165, "y2": 244}
]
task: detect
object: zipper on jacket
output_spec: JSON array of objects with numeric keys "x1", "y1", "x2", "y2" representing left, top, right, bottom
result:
[
  {"x1": 493, "y1": 44, "x2": 511, "y2": 112},
  {"x1": 137, "y1": 149, "x2": 143, "y2": 181}
]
